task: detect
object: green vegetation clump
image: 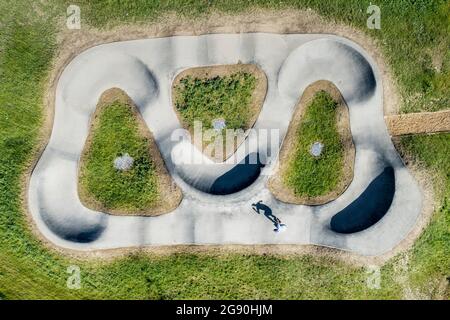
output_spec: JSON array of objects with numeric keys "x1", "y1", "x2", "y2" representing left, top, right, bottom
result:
[
  {"x1": 284, "y1": 91, "x2": 344, "y2": 197},
  {"x1": 79, "y1": 102, "x2": 158, "y2": 211},
  {"x1": 174, "y1": 72, "x2": 256, "y2": 131}
]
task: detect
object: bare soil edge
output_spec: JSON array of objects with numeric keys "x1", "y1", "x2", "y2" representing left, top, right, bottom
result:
[
  {"x1": 18, "y1": 8, "x2": 430, "y2": 263},
  {"x1": 385, "y1": 110, "x2": 450, "y2": 136},
  {"x1": 268, "y1": 81, "x2": 355, "y2": 205},
  {"x1": 171, "y1": 63, "x2": 268, "y2": 162},
  {"x1": 77, "y1": 88, "x2": 182, "y2": 216}
]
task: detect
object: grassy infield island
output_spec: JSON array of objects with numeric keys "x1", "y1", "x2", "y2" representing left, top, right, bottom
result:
[
  {"x1": 285, "y1": 91, "x2": 344, "y2": 196},
  {"x1": 78, "y1": 88, "x2": 181, "y2": 215},
  {"x1": 172, "y1": 64, "x2": 267, "y2": 161},
  {"x1": 0, "y1": 0, "x2": 448, "y2": 299},
  {"x1": 269, "y1": 81, "x2": 354, "y2": 204}
]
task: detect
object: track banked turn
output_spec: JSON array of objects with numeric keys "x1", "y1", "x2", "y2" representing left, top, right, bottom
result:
[{"x1": 29, "y1": 34, "x2": 423, "y2": 255}]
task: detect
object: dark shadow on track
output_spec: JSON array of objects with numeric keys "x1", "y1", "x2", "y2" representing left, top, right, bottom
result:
[
  {"x1": 209, "y1": 153, "x2": 264, "y2": 195},
  {"x1": 330, "y1": 166, "x2": 395, "y2": 234},
  {"x1": 252, "y1": 200, "x2": 280, "y2": 226}
]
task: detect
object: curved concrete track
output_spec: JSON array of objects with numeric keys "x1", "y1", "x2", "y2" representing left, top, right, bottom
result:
[{"x1": 28, "y1": 34, "x2": 423, "y2": 255}]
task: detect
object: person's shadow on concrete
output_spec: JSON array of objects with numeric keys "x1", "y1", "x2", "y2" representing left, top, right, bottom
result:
[{"x1": 251, "y1": 200, "x2": 281, "y2": 227}]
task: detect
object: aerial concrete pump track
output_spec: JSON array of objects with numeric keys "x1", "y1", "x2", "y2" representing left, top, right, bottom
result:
[{"x1": 28, "y1": 33, "x2": 423, "y2": 255}]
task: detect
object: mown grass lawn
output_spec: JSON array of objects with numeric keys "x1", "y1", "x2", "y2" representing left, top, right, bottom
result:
[
  {"x1": 0, "y1": 0, "x2": 448, "y2": 299},
  {"x1": 284, "y1": 91, "x2": 344, "y2": 197},
  {"x1": 79, "y1": 101, "x2": 158, "y2": 212}
]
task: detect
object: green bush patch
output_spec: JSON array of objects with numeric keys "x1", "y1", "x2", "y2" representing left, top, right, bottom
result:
[
  {"x1": 79, "y1": 101, "x2": 158, "y2": 212},
  {"x1": 283, "y1": 91, "x2": 344, "y2": 197}
]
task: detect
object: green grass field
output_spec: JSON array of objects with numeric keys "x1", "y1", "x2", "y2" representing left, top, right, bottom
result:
[
  {"x1": 0, "y1": 0, "x2": 448, "y2": 299},
  {"x1": 284, "y1": 91, "x2": 344, "y2": 197},
  {"x1": 174, "y1": 72, "x2": 257, "y2": 131},
  {"x1": 79, "y1": 101, "x2": 158, "y2": 212}
]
